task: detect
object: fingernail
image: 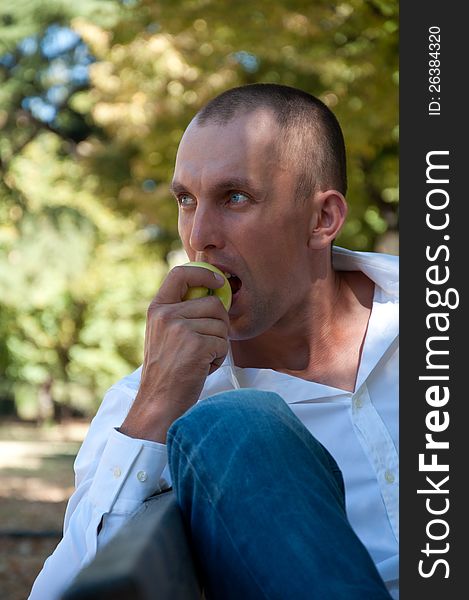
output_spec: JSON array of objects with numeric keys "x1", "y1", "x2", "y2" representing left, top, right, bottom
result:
[{"x1": 213, "y1": 272, "x2": 225, "y2": 282}]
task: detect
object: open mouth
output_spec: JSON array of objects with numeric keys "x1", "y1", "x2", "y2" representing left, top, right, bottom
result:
[{"x1": 225, "y1": 273, "x2": 242, "y2": 296}]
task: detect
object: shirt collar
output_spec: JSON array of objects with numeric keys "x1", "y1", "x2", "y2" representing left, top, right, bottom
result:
[{"x1": 332, "y1": 246, "x2": 399, "y2": 299}]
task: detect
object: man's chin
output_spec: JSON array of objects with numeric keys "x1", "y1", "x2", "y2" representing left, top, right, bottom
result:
[{"x1": 228, "y1": 315, "x2": 267, "y2": 342}]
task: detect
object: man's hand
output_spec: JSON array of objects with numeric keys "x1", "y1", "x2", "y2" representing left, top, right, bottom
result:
[{"x1": 120, "y1": 265, "x2": 230, "y2": 443}]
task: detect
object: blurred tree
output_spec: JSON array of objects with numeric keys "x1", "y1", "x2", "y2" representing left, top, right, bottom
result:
[
  {"x1": 0, "y1": 0, "x2": 121, "y2": 175},
  {"x1": 0, "y1": 0, "x2": 398, "y2": 420},
  {"x1": 0, "y1": 1, "x2": 164, "y2": 419},
  {"x1": 0, "y1": 132, "x2": 165, "y2": 419}
]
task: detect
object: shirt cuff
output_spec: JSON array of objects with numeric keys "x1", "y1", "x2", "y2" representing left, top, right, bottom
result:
[{"x1": 88, "y1": 428, "x2": 168, "y2": 515}]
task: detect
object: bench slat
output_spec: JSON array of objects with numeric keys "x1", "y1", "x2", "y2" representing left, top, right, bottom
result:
[{"x1": 62, "y1": 490, "x2": 202, "y2": 600}]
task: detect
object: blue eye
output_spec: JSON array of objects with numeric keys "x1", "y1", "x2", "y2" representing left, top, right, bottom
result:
[
  {"x1": 229, "y1": 192, "x2": 249, "y2": 205},
  {"x1": 178, "y1": 194, "x2": 196, "y2": 207}
]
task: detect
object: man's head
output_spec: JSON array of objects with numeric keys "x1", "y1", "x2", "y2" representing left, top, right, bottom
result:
[
  {"x1": 195, "y1": 83, "x2": 347, "y2": 200},
  {"x1": 171, "y1": 83, "x2": 348, "y2": 340}
]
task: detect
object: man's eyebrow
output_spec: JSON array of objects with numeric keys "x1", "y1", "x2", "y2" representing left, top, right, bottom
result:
[
  {"x1": 169, "y1": 180, "x2": 185, "y2": 196},
  {"x1": 169, "y1": 178, "x2": 264, "y2": 197}
]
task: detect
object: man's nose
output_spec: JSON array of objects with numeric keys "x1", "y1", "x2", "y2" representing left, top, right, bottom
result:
[{"x1": 189, "y1": 206, "x2": 224, "y2": 253}]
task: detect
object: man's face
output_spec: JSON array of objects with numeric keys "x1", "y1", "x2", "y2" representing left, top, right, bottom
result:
[{"x1": 172, "y1": 109, "x2": 317, "y2": 340}]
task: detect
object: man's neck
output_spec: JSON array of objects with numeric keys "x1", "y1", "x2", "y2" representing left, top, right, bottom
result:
[{"x1": 230, "y1": 270, "x2": 375, "y2": 392}]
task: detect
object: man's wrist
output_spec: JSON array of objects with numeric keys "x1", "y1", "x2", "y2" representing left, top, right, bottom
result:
[{"x1": 119, "y1": 393, "x2": 181, "y2": 444}]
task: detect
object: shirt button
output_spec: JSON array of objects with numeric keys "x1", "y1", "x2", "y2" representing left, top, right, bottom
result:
[
  {"x1": 137, "y1": 470, "x2": 148, "y2": 482},
  {"x1": 113, "y1": 466, "x2": 122, "y2": 478},
  {"x1": 354, "y1": 394, "x2": 363, "y2": 409},
  {"x1": 385, "y1": 469, "x2": 395, "y2": 484}
]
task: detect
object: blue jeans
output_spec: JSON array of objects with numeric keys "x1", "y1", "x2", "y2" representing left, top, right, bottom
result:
[{"x1": 167, "y1": 389, "x2": 391, "y2": 599}]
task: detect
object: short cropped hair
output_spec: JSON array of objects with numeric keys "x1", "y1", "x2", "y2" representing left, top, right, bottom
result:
[{"x1": 195, "y1": 83, "x2": 347, "y2": 199}]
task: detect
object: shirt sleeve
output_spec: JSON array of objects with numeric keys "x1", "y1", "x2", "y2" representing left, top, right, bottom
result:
[{"x1": 28, "y1": 382, "x2": 170, "y2": 600}]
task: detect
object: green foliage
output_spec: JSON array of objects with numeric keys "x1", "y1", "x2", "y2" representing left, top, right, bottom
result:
[
  {"x1": 0, "y1": 0, "x2": 398, "y2": 419},
  {"x1": 1, "y1": 132, "x2": 165, "y2": 418}
]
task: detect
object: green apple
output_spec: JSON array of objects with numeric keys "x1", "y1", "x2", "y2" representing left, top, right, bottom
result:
[{"x1": 182, "y1": 261, "x2": 232, "y2": 311}]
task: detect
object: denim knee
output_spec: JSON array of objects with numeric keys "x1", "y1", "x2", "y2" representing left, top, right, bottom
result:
[
  {"x1": 167, "y1": 389, "x2": 285, "y2": 449},
  {"x1": 167, "y1": 388, "x2": 344, "y2": 502},
  {"x1": 167, "y1": 389, "x2": 284, "y2": 474}
]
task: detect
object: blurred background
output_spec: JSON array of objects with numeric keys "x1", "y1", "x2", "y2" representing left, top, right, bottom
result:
[{"x1": 0, "y1": 0, "x2": 398, "y2": 596}]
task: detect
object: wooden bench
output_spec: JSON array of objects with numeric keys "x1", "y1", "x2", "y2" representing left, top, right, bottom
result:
[{"x1": 61, "y1": 490, "x2": 202, "y2": 600}]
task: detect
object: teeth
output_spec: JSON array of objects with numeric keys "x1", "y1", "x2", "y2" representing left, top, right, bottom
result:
[{"x1": 224, "y1": 272, "x2": 232, "y2": 278}]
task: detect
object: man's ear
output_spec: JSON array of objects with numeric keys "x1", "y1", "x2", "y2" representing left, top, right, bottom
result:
[{"x1": 308, "y1": 190, "x2": 348, "y2": 250}]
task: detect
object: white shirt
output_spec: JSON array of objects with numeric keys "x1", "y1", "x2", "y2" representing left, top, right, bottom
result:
[{"x1": 29, "y1": 247, "x2": 399, "y2": 600}]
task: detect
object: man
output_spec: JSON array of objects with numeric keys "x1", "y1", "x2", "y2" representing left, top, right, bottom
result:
[{"x1": 30, "y1": 84, "x2": 398, "y2": 599}]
